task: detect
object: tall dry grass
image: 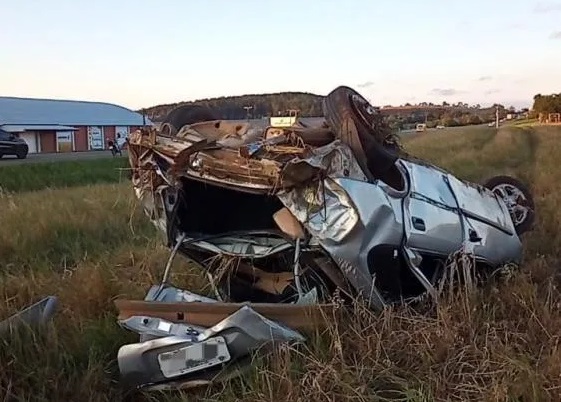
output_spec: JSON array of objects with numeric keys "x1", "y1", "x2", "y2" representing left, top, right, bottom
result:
[
  {"x1": 0, "y1": 183, "x2": 205, "y2": 401},
  {"x1": 0, "y1": 126, "x2": 560, "y2": 401}
]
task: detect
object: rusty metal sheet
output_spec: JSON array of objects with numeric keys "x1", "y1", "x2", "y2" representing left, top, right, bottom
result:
[
  {"x1": 114, "y1": 299, "x2": 338, "y2": 332},
  {"x1": 127, "y1": 124, "x2": 338, "y2": 194}
]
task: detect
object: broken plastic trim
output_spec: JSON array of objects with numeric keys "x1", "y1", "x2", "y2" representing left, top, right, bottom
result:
[
  {"x1": 0, "y1": 296, "x2": 59, "y2": 336},
  {"x1": 119, "y1": 315, "x2": 205, "y2": 340}
]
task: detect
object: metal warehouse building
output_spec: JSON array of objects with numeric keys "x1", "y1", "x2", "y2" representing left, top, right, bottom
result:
[{"x1": 0, "y1": 96, "x2": 151, "y2": 154}]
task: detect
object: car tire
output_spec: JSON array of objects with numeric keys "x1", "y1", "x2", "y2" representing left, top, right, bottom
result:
[
  {"x1": 161, "y1": 105, "x2": 221, "y2": 136},
  {"x1": 16, "y1": 150, "x2": 27, "y2": 159},
  {"x1": 322, "y1": 86, "x2": 398, "y2": 181},
  {"x1": 483, "y1": 175, "x2": 535, "y2": 236}
]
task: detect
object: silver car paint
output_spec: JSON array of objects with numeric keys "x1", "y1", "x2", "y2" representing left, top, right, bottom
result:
[
  {"x1": 121, "y1": 138, "x2": 524, "y2": 388},
  {"x1": 117, "y1": 294, "x2": 305, "y2": 390},
  {"x1": 275, "y1": 143, "x2": 522, "y2": 307}
]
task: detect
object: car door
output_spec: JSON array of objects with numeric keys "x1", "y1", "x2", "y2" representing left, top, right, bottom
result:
[{"x1": 401, "y1": 161, "x2": 464, "y2": 256}]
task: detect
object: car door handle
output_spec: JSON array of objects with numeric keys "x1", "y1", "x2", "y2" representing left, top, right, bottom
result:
[{"x1": 412, "y1": 217, "x2": 426, "y2": 231}]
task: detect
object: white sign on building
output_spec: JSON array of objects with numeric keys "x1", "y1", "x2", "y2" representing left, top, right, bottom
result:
[
  {"x1": 115, "y1": 126, "x2": 129, "y2": 148},
  {"x1": 88, "y1": 126, "x2": 104, "y2": 150},
  {"x1": 56, "y1": 131, "x2": 74, "y2": 152}
]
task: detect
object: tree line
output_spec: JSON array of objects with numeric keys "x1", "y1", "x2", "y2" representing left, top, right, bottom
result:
[
  {"x1": 140, "y1": 92, "x2": 324, "y2": 122},
  {"x1": 532, "y1": 94, "x2": 561, "y2": 114},
  {"x1": 140, "y1": 92, "x2": 526, "y2": 129}
]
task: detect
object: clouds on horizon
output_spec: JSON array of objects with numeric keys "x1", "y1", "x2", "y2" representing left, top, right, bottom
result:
[
  {"x1": 430, "y1": 88, "x2": 466, "y2": 96},
  {"x1": 357, "y1": 81, "x2": 374, "y2": 88},
  {"x1": 533, "y1": 1, "x2": 561, "y2": 12}
]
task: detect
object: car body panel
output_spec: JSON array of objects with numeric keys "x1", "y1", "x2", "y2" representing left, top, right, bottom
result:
[
  {"x1": 120, "y1": 114, "x2": 526, "y2": 390},
  {"x1": 126, "y1": 121, "x2": 525, "y2": 292}
]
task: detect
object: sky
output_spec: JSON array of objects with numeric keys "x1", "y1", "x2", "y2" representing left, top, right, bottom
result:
[{"x1": 1, "y1": 0, "x2": 560, "y2": 110}]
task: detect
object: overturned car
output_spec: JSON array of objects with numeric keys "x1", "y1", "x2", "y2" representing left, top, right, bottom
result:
[{"x1": 116, "y1": 86, "x2": 535, "y2": 390}]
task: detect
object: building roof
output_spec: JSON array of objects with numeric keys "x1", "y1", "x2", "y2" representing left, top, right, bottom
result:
[
  {"x1": 0, "y1": 96, "x2": 152, "y2": 127},
  {"x1": 1, "y1": 124, "x2": 78, "y2": 133}
]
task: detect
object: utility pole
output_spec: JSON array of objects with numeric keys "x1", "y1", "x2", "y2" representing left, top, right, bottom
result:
[
  {"x1": 495, "y1": 105, "x2": 499, "y2": 128},
  {"x1": 243, "y1": 105, "x2": 253, "y2": 121}
]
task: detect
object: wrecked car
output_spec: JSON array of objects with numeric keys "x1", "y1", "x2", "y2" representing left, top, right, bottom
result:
[{"x1": 116, "y1": 85, "x2": 535, "y2": 390}]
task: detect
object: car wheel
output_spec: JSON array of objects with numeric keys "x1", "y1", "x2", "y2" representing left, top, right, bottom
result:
[
  {"x1": 16, "y1": 150, "x2": 27, "y2": 159},
  {"x1": 322, "y1": 86, "x2": 399, "y2": 181},
  {"x1": 161, "y1": 105, "x2": 220, "y2": 136},
  {"x1": 483, "y1": 175, "x2": 535, "y2": 236}
]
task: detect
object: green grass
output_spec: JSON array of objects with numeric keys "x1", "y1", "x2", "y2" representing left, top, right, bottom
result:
[
  {"x1": 1, "y1": 126, "x2": 561, "y2": 401},
  {"x1": 401, "y1": 125, "x2": 536, "y2": 183},
  {"x1": 511, "y1": 118, "x2": 539, "y2": 127},
  {"x1": 0, "y1": 157, "x2": 130, "y2": 193}
]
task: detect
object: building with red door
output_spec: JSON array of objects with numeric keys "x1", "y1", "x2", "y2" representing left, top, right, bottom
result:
[{"x1": 0, "y1": 96, "x2": 152, "y2": 154}]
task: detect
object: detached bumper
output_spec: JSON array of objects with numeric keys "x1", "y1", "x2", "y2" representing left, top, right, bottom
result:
[{"x1": 115, "y1": 287, "x2": 312, "y2": 390}]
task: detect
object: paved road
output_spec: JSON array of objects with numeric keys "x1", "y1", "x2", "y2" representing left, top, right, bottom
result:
[{"x1": 0, "y1": 150, "x2": 127, "y2": 166}]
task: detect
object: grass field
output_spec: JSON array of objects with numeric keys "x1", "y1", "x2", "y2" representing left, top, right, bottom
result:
[
  {"x1": 1, "y1": 125, "x2": 560, "y2": 401},
  {"x1": 0, "y1": 157, "x2": 130, "y2": 193}
]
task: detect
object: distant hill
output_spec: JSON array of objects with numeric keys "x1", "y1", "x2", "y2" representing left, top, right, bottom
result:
[
  {"x1": 139, "y1": 92, "x2": 517, "y2": 129},
  {"x1": 139, "y1": 92, "x2": 324, "y2": 122}
]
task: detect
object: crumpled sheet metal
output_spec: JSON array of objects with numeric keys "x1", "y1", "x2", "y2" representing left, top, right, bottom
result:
[
  {"x1": 282, "y1": 140, "x2": 368, "y2": 183},
  {"x1": 278, "y1": 178, "x2": 359, "y2": 243},
  {"x1": 117, "y1": 304, "x2": 305, "y2": 390},
  {"x1": 128, "y1": 125, "x2": 288, "y2": 193},
  {"x1": 175, "y1": 120, "x2": 263, "y2": 148},
  {"x1": 197, "y1": 305, "x2": 305, "y2": 344},
  {"x1": 128, "y1": 127, "x2": 370, "y2": 245},
  {"x1": 131, "y1": 178, "x2": 168, "y2": 236},
  {"x1": 127, "y1": 135, "x2": 171, "y2": 235},
  {"x1": 127, "y1": 126, "x2": 363, "y2": 197},
  {"x1": 146, "y1": 285, "x2": 218, "y2": 303},
  {"x1": 127, "y1": 127, "x2": 384, "y2": 304},
  {"x1": 277, "y1": 141, "x2": 368, "y2": 242},
  {"x1": 182, "y1": 235, "x2": 294, "y2": 258},
  {"x1": 312, "y1": 178, "x2": 405, "y2": 310},
  {"x1": 187, "y1": 149, "x2": 284, "y2": 190}
]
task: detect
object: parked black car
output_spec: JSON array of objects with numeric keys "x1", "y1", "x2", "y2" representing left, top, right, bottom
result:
[{"x1": 0, "y1": 129, "x2": 29, "y2": 159}]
